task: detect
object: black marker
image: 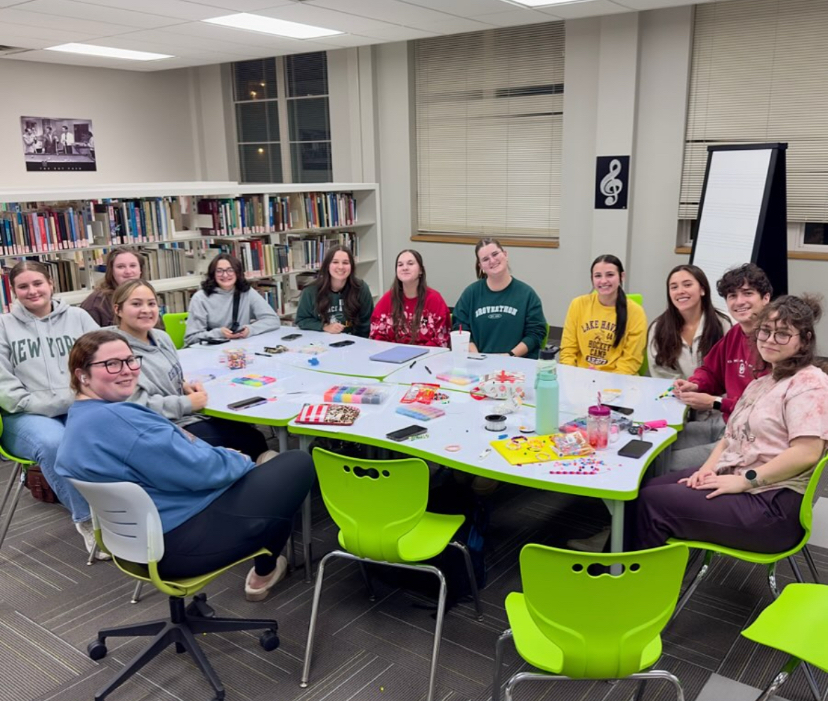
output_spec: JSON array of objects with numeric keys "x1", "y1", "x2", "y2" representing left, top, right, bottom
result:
[
  {"x1": 425, "y1": 366, "x2": 432, "y2": 375},
  {"x1": 255, "y1": 352, "x2": 272, "y2": 357},
  {"x1": 409, "y1": 360, "x2": 418, "y2": 369}
]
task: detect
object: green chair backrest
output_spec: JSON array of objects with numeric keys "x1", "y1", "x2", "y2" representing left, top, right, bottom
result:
[
  {"x1": 626, "y1": 293, "x2": 648, "y2": 376},
  {"x1": 799, "y1": 453, "x2": 828, "y2": 537},
  {"x1": 519, "y1": 542, "x2": 688, "y2": 679},
  {"x1": 163, "y1": 312, "x2": 188, "y2": 350},
  {"x1": 313, "y1": 447, "x2": 430, "y2": 562}
]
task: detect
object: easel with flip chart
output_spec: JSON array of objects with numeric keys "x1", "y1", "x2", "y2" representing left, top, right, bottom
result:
[{"x1": 690, "y1": 143, "x2": 788, "y2": 312}]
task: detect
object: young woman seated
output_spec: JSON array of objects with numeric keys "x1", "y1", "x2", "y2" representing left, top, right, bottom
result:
[
  {"x1": 111, "y1": 279, "x2": 268, "y2": 460},
  {"x1": 296, "y1": 245, "x2": 373, "y2": 337},
  {"x1": 55, "y1": 330, "x2": 315, "y2": 601},
  {"x1": 184, "y1": 253, "x2": 280, "y2": 346},
  {"x1": 0, "y1": 261, "x2": 103, "y2": 559},
  {"x1": 452, "y1": 238, "x2": 547, "y2": 359},
  {"x1": 560, "y1": 254, "x2": 646, "y2": 374},
  {"x1": 647, "y1": 264, "x2": 731, "y2": 380},
  {"x1": 370, "y1": 249, "x2": 450, "y2": 347},
  {"x1": 80, "y1": 247, "x2": 148, "y2": 327},
  {"x1": 632, "y1": 295, "x2": 828, "y2": 553}
]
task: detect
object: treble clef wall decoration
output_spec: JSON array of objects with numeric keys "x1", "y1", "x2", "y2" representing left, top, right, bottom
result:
[{"x1": 594, "y1": 155, "x2": 630, "y2": 209}]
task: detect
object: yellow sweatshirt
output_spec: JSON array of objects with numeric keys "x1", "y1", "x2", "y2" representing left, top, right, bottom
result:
[{"x1": 560, "y1": 293, "x2": 647, "y2": 375}]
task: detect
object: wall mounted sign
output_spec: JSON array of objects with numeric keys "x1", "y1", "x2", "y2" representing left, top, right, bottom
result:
[
  {"x1": 20, "y1": 116, "x2": 96, "y2": 172},
  {"x1": 595, "y1": 155, "x2": 629, "y2": 209}
]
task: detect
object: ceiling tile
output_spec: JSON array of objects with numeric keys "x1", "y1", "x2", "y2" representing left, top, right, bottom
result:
[
  {"x1": 353, "y1": 25, "x2": 440, "y2": 40},
  {"x1": 255, "y1": 4, "x2": 403, "y2": 33},
  {"x1": 535, "y1": 0, "x2": 628, "y2": 18},
  {"x1": 122, "y1": 27, "x2": 264, "y2": 55},
  {"x1": 414, "y1": 16, "x2": 497, "y2": 33},
  {"x1": 156, "y1": 20, "x2": 308, "y2": 48},
  {"x1": 17, "y1": 0, "x2": 183, "y2": 29},
  {"x1": 0, "y1": 21, "x2": 99, "y2": 42},
  {"x1": 74, "y1": 0, "x2": 227, "y2": 21},
  {"x1": 402, "y1": 0, "x2": 523, "y2": 17},
  {"x1": 311, "y1": 33, "x2": 382, "y2": 48},
  {"x1": 305, "y1": 0, "x2": 456, "y2": 28},
  {"x1": 473, "y1": 9, "x2": 561, "y2": 26},
  {"x1": 612, "y1": 0, "x2": 696, "y2": 9},
  {"x1": 0, "y1": 7, "x2": 136, "y2": 34},
  {"x1": 185, "y1": 0, "x2": 295, "y2": 11},
  {"x1": 89, "y1": 35, "x2": 247, "y2": 59}
]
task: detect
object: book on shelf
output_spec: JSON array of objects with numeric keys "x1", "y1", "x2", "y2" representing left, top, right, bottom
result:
[{"x1": 0, "y1": 205, "x2": 92, "y2": 254}]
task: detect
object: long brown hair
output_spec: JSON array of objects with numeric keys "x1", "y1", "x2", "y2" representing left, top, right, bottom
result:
[
  {"x1": 753, "y1": 294, "x2": 825, "y2": 381},
  {"x1": 98, "y1": 247, "x2": 147, "y2": 293},
  {"x1": 69, "y1": 329, "x2": 132, "y2": 393},
  {"x1": 389, "y1": 249, "x2": 427, "y2": 343},
  {"x1": 649, "y1": 265, "x2": 729, "y2": 371},
  {"x1": 112, "y1": 279, "x2": 158, "y2": 327},
  {"x1": 314, "y1": 245, "x2": 364, "y2": 325},
  {"x1": 591, "y1": 254, "x2": 627, "y2": 349}
]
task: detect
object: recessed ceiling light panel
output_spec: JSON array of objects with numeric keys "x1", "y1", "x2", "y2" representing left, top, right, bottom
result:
[
  {"x1": 45, "y1": 43, "x2": 173, "y2": 61},
  {"x1": 203, "y1": 13, "x2": 343, "y2": 39}
]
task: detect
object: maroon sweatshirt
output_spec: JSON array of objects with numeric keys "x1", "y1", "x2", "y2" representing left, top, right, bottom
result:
[{"x1": 689, "y1": 324, "x2": 768, "y2": 422}]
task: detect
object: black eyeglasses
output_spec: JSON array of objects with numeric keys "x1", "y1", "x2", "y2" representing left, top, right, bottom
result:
[
  {"x1": 756, "y1": 328, "x2": 799, "y2": 345},
  {"x1": 87, "y1": 356, "x2": 143, "y2": 374}
]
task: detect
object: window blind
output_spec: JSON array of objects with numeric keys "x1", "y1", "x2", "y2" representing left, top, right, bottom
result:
[
  {"x1": 680, "y1": 0, "x2": 828, "y2": 222},
  {"x1": 415, "y1": 22, "x2": 564, "y2": 239}
]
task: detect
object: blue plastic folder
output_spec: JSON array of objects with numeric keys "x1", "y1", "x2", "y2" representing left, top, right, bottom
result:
[{"x1": 368, "y1": 346, "x2": 429, "y2": 364}]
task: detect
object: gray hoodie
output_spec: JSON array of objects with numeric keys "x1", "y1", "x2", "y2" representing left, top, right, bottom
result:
[
  {"x1": 109, "y1": 327, "x2": 194, "y2": 421},
  {"x1": 0, "y1": 299, "x2": 99, "y2": 417},
  {"x1": 184, "y1": 287, "x2": 280, "y2": 346}
]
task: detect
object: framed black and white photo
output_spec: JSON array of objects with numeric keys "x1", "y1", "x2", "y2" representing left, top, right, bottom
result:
[
  {"x1": 595, "y1": 155, "x2": 629, "y2": 209},
  {"x1": 20, "y1": 116, "x2": 97, "y2": 172}
]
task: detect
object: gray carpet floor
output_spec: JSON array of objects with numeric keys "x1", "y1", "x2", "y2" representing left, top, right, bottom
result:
[{"x1": 0, "y1": 456, "x2": 826, "y2": 701}]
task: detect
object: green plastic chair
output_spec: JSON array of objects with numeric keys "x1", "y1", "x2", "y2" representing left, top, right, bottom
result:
[
  {"x1": 301, "y1": 448, "x2": 483, "y2": 701},
  {"x1": 68, "y1": 478, "x2": 280, "y2": 701},
  {"x1": 741, "y1": 583, "x2": 828, "y2": 701},
  {"x1": 0, "y1": 415, "x2": 39, "y2": 552},
  {"x1": 492, "y1": 543, "x2": 689, "y2": 701},
  {"x1": 627, "y1": 293, "x2": 649, "y2": 376},
  {"x1": 668, "y1": 454, "x2": 828, "y2": 701},
  {"x1": 162, "y1": 311, "x2": 188, "y2": 350}
]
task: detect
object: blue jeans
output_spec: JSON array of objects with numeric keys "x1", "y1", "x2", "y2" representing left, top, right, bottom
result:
[{"x1": 2, "y1": 413, "x2": 90, "y2": 523}]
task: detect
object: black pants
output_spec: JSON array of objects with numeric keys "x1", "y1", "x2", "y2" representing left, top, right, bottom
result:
[
  {"x1": 159, "y1": 450, "x2": 315, "y2": 579},
  {"x1": 186, "y1": 417, "x2": 268, "y2": 460}
]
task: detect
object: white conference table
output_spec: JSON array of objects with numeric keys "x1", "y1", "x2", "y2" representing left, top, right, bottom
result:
[{"x1": 178, "y1": 330, "x2": 684, "y2": 578}]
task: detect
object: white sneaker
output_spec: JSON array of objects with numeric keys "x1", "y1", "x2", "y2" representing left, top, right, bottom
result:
[
  {"x1": 566, "y1": 527, "x2": 611, "y2": 552},
  {"x1": 256, "y1": 449, "x2": 279, "y2": 466},
  {"x1": 75, "y1": 520, "x2": 111, "y2": 561}
]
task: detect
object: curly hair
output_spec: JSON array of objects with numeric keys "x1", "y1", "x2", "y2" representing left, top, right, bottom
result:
[
  {"x1": 201, "y1": 253, "x2": 250, "y2": 295},
  {"x1": 716, "y1": 263, "x2": 773, "y2": 299},
  {"x1": 753, "y1": 294, "x2": 824, "y2": 381}
]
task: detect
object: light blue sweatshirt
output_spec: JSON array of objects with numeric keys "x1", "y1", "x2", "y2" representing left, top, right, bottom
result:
[{"x1": 55, "y1": 400, "x2": 255, "y2": 532}]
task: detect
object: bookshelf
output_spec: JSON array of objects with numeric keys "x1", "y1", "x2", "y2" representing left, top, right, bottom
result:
[{"x1": 0, "y1": 182, "x2": 383, "y2": 321}]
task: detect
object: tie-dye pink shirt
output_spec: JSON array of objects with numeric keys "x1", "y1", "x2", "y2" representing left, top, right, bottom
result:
[{"x1": 716, "y1": 365, "x2": 828, "y2": 495}]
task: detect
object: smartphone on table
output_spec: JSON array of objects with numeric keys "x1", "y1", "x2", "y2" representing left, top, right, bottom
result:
[
  {"x1": 617, "y1": 439, "x2": 653, "y2": 459},
  {"x1": 227, "y1": 396, "x2": 267, "y2": 411},
  {"x1": 386, "y1": 425, "x2": 428, "y2": 442},
  {"x1": 330, "y1": 340, "x2": 355, "y2": 348},
  {"x1": 282, "y1": 333, "x2": 302, "y2": 341}
]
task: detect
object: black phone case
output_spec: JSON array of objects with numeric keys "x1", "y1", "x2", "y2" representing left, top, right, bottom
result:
[
  {"x1": 387, "y1": 425, "x2": 427, "y2": 442},
  {"x1": 228, "y1": 396, "x2": 267, "y2": 410},
  {"x1": 617, "y1": 439, "x2": 653, "y2": 458}
]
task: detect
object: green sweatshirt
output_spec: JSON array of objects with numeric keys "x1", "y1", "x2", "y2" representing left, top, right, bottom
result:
[
  {"x1": 452, "y1": 277, "x2": 547, "y2": 359},
  {"x1": 295, "y1": 280, "x2": 374, "y2": 338}
]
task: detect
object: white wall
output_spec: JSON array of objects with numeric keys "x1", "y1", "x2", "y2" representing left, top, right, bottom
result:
[{"x1": 0, "y1": 60, "x2": 216, "y2": 188}]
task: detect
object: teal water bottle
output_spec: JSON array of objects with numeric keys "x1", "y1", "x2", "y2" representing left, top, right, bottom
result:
[{"x1": 535, "y1": 347, "x2": 560, "y2": 436}]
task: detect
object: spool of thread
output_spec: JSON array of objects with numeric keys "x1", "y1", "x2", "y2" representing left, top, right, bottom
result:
[{"x1": 485, "y1": 414, "x2": 507, "y2": 432}]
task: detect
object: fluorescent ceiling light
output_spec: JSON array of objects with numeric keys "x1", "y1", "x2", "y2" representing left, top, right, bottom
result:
[
  {"x1": 45, "y1": 43, "x2": 173, "y2": 61},
  {"x1": 203, "y1": 13, "x2": 343, "y2": 39},
  {"x1": 508, "y1": 0, "x2": 592, "y2": 6}
]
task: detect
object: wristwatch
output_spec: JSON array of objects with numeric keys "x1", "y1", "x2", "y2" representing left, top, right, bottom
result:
[
  {"x1": 744, "y1": 469, "x2": 760, "y2": 489},
  {"x1": 712, "y1": 397, "x2": 723, "y2": 411}
]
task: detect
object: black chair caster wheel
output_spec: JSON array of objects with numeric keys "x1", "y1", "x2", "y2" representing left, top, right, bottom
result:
[
  {"x1": 186, "y1": 592, "x2": 215, "y2": 618},
  {"x1": 259, "y1": 628, "x2": 280, "y2": 651},
  {"x1": 87, "y1": 640, "x2": 107, "y2": 660}
]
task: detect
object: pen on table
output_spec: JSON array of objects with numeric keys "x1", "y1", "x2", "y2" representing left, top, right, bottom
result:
[
  {"x1": 255, "y1": 352, "x2": 272, "y2": 357},
  {"x1": 425, "y1": 365, "x2": 432, "y2": 375}
]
